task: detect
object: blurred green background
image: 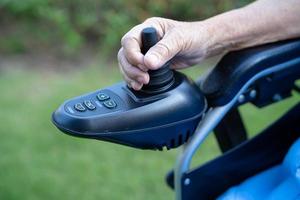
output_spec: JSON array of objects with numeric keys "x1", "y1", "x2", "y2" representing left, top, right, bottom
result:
[{"x1": 0, "y1": 0, "x2": 299, "y2": 200}]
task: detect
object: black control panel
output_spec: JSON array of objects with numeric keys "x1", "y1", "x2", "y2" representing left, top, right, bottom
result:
[{"x1": 52, "y1": 73, "x2": 206, "y2": 150}]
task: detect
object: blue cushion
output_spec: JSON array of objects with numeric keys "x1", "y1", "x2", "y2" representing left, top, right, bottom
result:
[{"x1": 218, "y1": 138, "x2": 300, "y2": 200}]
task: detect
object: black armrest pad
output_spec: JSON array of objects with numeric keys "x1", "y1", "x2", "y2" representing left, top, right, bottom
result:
[{"x1": 200, "y1": 38, "x2": 300, "y2": 106}]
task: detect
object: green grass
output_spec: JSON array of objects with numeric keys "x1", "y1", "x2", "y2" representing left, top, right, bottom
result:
[{"x1": 0, "y1": 64, "x2": 299, "y2": 200}]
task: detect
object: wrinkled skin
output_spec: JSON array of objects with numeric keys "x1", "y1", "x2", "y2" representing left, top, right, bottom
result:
[{"x1": 118, "y1": 0, "x2": 300, "y2": 90}]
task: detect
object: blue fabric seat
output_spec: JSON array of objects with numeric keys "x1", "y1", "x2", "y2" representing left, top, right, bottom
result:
[{"x1": 218, "y1": 138, "x2": 300, "y2": 200}]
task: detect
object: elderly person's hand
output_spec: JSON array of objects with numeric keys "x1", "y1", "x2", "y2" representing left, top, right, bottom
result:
[
  {"x1": 118, "y1": 18, "x2": 211, "y2": 90},
  {"x1": 118, "y1": 0, "x2": 300, "y2": 90}
]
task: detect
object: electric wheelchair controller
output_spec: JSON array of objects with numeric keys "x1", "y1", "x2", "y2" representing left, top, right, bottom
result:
[
  {"x1": 52, "y1": 27, "x2": 207, "y2": 150},
  {"x1": 52, "y1": 27, "x2": 300, "y2": 200}
]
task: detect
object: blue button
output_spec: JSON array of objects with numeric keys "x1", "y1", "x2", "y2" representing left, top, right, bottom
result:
[
  {"x1": 103, "y1": 100, "x2": 117, "y2": 109},
  {"x1": 84, "y1": 100, "x2": 96, "y2": 110},
  {"x1": 74, "y1": 103, "x2": 86, "y2": 112},
  {"x1": 97, "y1": 93, "x2": 110, "y2": 101}
]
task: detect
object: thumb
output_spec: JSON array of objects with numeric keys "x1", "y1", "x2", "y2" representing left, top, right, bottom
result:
[{"x1": 144, "y1": 30, "x2": 182, "y2": 70}]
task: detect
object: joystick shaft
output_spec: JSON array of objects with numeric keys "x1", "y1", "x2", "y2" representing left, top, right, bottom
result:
[{"x1": 141, "y1": 27, "x2": 174, "y2": 94}]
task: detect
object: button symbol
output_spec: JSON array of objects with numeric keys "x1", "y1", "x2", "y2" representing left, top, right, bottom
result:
[
  {"x1": 74, "y1": 103, "x2": 86, "y2": 112},
  {"x1": 103, "y1": 100, "x2": 117, "y2": 109},
  {"x1": 97, "y1": 93, "x2": 110, "y2": 101},
  {"x1": 84, "y1": 100, "x2": 96, "y2": 110}
]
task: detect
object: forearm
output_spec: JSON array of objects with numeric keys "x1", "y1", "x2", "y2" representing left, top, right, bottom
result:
[
  {"x1": 119, "y1": 0, "x2": 300, "y2": 88},
  {"x1": 202, "y1": 0, "x2": 300, "y2": 55}
]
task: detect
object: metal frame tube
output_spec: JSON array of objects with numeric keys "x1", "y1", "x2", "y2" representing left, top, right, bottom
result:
[
  {"x1": 174, "y1": 105, "x2": 233, "y2": 199},
  {"x1": 174, "y1": 57, "x2": 300, "y2": 200}
]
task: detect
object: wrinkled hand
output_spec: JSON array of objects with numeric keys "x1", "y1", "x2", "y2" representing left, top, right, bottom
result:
[
  {"x1": 118, "y1": 17, "x2": 211, "y2": 90},
  {"x1": 118, "y1": 1, "x2": 300, "y2": 90}
]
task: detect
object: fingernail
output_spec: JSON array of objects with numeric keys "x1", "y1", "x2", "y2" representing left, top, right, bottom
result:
[
  {"x1": 138, "y1": 74, "x2": 149, "y2": 84},
  {"x1": 145, "y1": 54, "x2": 159, "y2": 69},
  {"x1": 145, "y1": 74, "x2": 149, "y2": 84},
  {"x1": 132, "y1": 81, "x2": 142, "y2": 90},
  {"x1": 138, "y1": 77, "x2": 146, "y2": 84}
]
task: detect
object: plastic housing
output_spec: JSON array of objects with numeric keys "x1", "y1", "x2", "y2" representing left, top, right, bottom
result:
[{"x1": 52, "y1": 72, "x2": 206, "y2": 150}]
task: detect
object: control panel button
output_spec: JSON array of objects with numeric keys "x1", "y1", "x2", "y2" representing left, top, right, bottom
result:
[
  {"x1": 103, "y1": 100, "x2": 117, "y2": 109},
  {"x1": 74, "y1": 103, "x2": 86, "y2": 112},
  {"x1": 97, "y1": 93, "x2": 110, "y2": 101},
  {"x1": 84, "y1": 100, "x2": 96, "y2": 110}
]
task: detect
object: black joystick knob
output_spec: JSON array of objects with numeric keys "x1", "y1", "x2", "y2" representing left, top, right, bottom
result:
[{"x1": 140, "y1": 27, "x2": 174, "y2": 94}]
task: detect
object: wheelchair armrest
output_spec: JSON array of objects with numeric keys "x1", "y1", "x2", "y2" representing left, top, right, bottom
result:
[{"x1": 200, "y1": 38, "x2": 300, "y2": 106}]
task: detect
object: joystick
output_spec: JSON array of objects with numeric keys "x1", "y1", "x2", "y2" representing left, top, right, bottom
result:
[
  {"x1": 52, "y1": 27, "x2": 206, "y2": 150},
  {"x1": 140, "y1": 27, "x2": 174, "y2": 94}
]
